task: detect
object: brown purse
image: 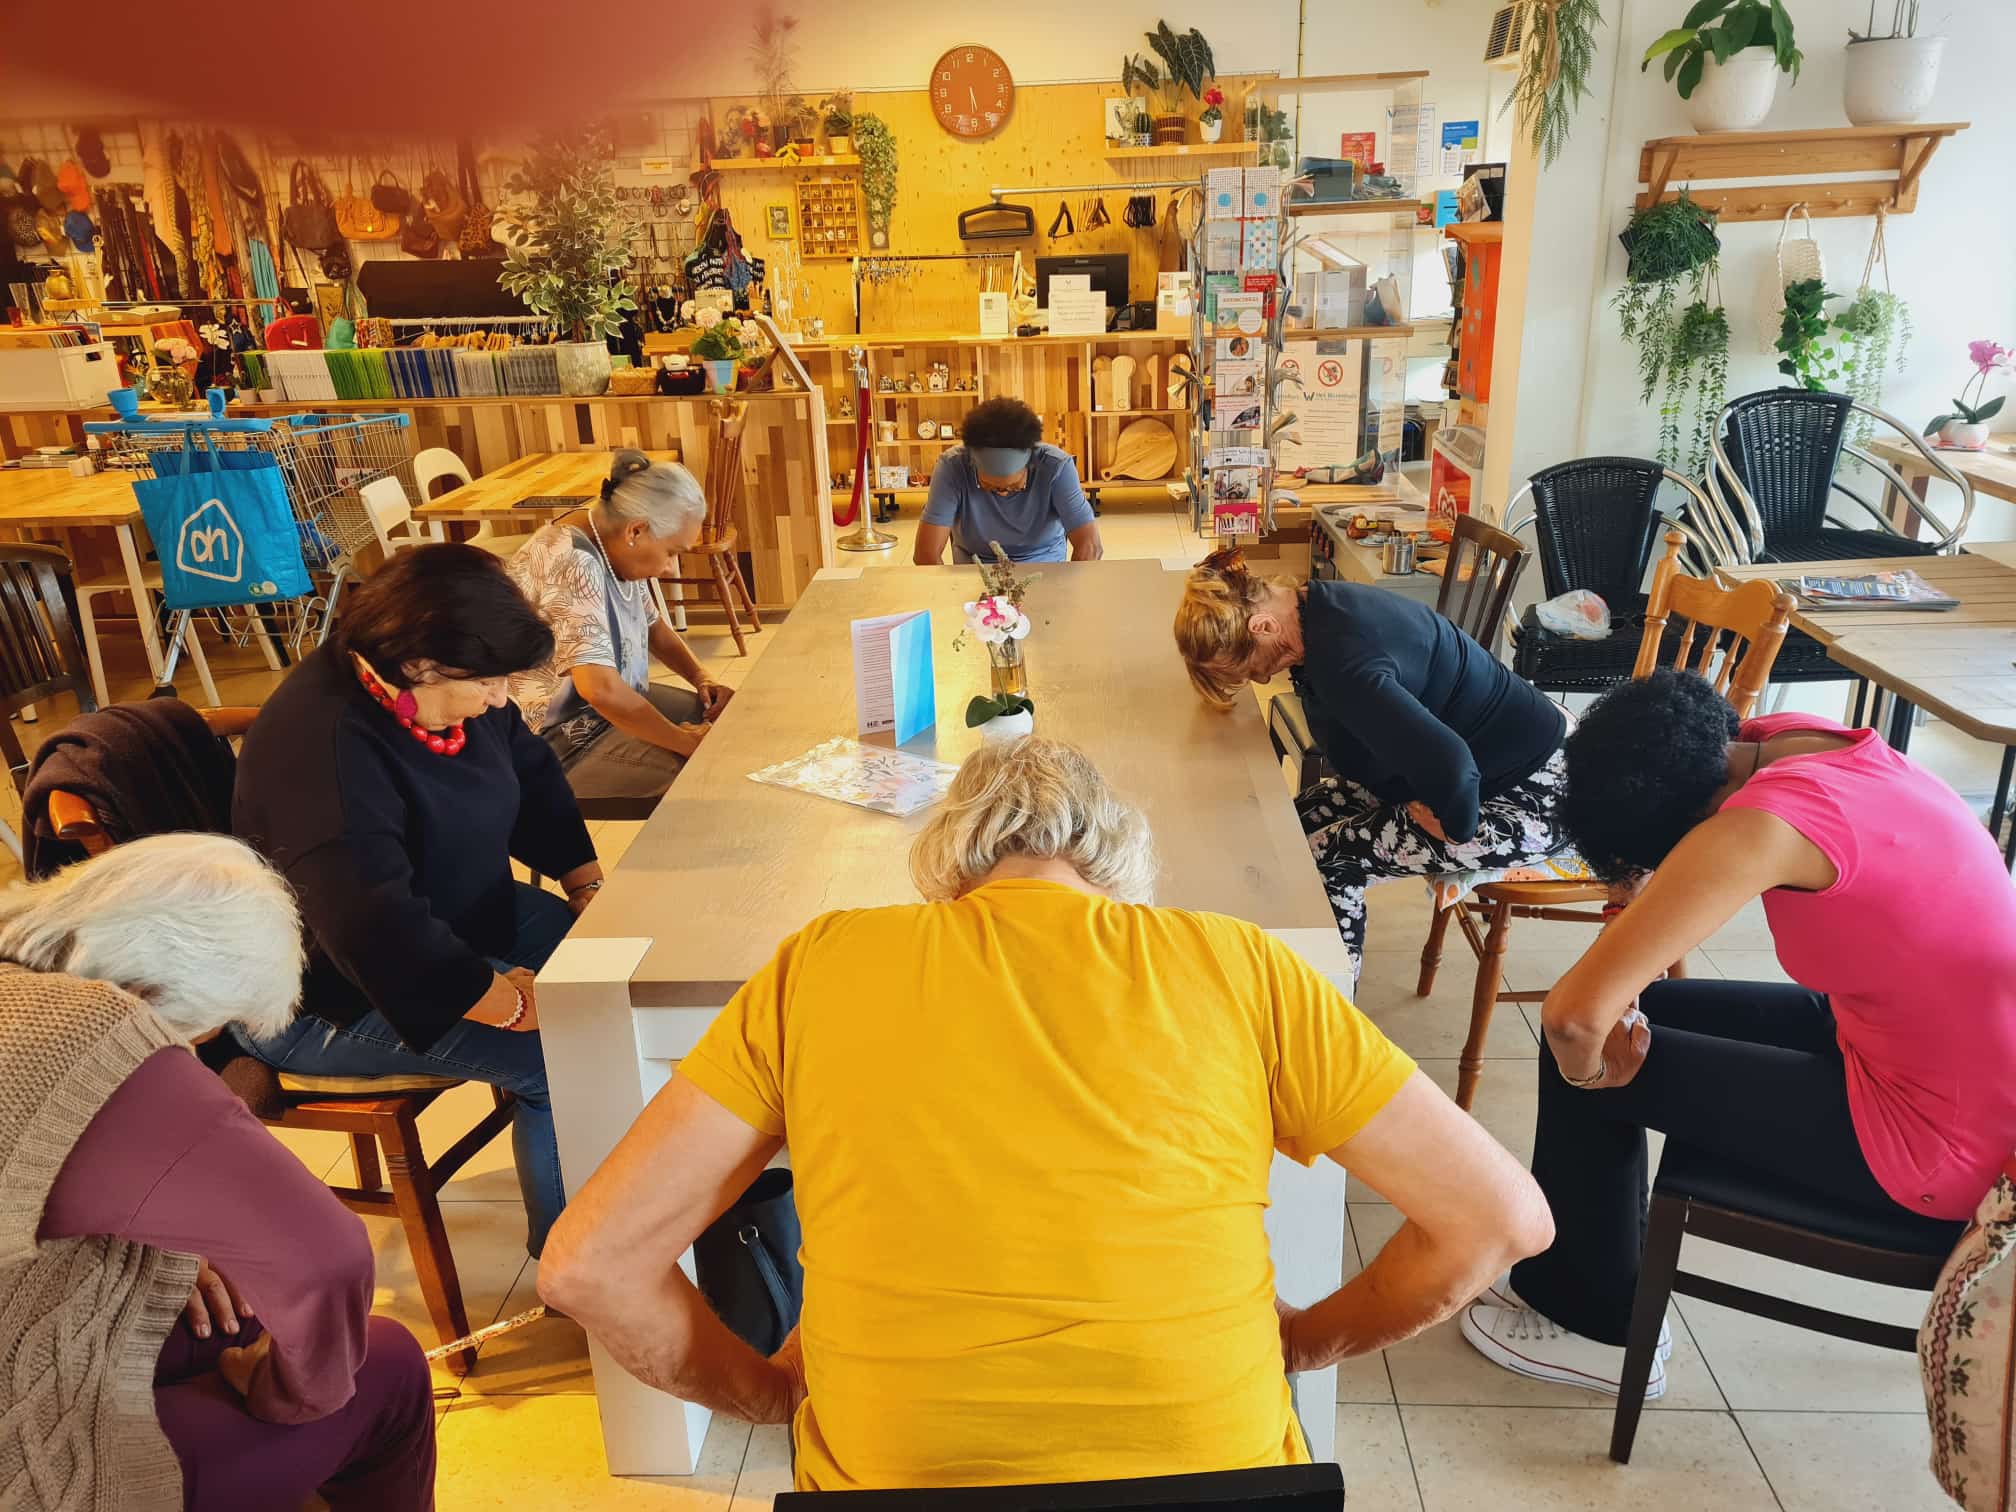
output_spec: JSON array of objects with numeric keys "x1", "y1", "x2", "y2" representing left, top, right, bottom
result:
[
  {"x1": 334, "y1": 162, "x2": 397, "y2": 242},
  {"x1": 455, "y1": 141, "x2": 500, "y2": 258},
  {"x1": 400, "y1": 208, "x2": 441, "y2": 259},
  {"x1": 421, "y1": 168, "x2": 466, "y2": 243}
]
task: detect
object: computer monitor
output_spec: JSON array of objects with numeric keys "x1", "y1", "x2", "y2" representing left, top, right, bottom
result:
[{"x1": 1035, "y1": 254, "x2": 1130, "y2": 313}]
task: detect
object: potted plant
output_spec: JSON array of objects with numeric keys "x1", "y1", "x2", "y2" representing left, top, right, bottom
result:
[
  {"x1": 1121, "y1": 54, "x2": 1178, "y2": 144},
  {"x1": 1643, "y1": 0, "x2": 1804, "y2": 133},
  {"x1": 689, "y1": 311, "x2": 747, "y2": 394},
  {"x1": 1131, "y1": 108, "x2": 1154, "y2": 149},
  {"x1": 1924, "y1": 340, "x2": 2009, "y2": 451},
  {"x1": 1509, "y1": 0, "x2": 1602, "y2": 165},
  {"x1": 951, "y1": 543, "x2": 1039, "y2": 697},
  {"x1": 497, "y1": 125, "x2": 636, "y2": 396},
  {"x1": 853, "y1": 112, "x2": 898, "y2": 248},
  {"x1": 1144, "y1": 22, "x2": 1216, "y2": 144},
  {"x1": 965, "y1": 692, "x2": 1034, "y2": 743},
  {"x1": 749, "y1": 10, "x2": 800, "y2": 151},
  {"x1": 1845, "y1": 1, "x2": 1943, "y2": 124},
  {"x1": 785, "y1": 95, "x2": 818, "y2": 156},
  {"x1": 1614, "y1": 193, "x2": 1729, "y2": 476},
  {"x1": 820, "y1": 93, "x2": 853, "y2": 155},
  {"x1": 1773, "y1": 278, "x2": 1848, "y2": 392},
  {"x1": 1199, "y1": 86, "x2": 1226, "y2": 144}
]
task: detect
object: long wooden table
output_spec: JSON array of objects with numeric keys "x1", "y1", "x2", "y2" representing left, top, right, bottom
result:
[
  {"x1": 537, "y1": 558, "x2": 1355, "y2": 1477},
  {"x1": 414, "y1": 450, "x2": 680, "y2": 529}
]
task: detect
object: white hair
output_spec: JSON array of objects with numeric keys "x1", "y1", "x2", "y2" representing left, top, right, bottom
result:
[
  {"x1": 0, "y1": 833, "x2": 303, "y2": 1040},
  {"x1": 909, "y1": 737, "x2": 1159, "y2": 905},
  {"x1": 601, "y1": 448, "x2": 707, "y2": 540}
]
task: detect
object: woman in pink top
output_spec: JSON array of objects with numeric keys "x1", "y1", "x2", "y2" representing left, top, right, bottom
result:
[{"x1": 1460, "y1": 669, "x2": 2016, "y2": 1399}]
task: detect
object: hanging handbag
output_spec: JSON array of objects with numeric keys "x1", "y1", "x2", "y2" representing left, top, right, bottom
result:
[
  {"x1": 24, "y1": 158, "x2": 63, "y2": 212},
  {"x1": 1920, "y1": 1159, "x2": 2015, "y2": 1510},
  {"x1": 335, "y1": 162, "x2": 396, "y2": 242},
  {"x1": 133, "y1": 429, "x2": 312, "y2": 612},
  {"x1": 421, "y1": 168, "x2": 466, "y2": 242},
  {"x1": 455, "y1": 141, "x2": 500, "y2": 258},
  {"x1": 691, "y1": 1169, "x2": 804, "y2": 1356},
  {"x1": 400, "y1": 207, "x2": 442, "y2": 259},
  {"x1": 282, "y1": 160, "x2": 338, "y2": 252},
  {"x1": 370, "y1": 169, "x2": 411, "y2": 217}
]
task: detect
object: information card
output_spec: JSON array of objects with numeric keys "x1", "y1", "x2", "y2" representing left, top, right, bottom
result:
[{"x1": 852, "y1": 610, "x2": 936, "y2": 744}]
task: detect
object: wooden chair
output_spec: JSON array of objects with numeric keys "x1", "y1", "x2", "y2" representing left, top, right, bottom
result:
[
  {"x1": 1434, "y1": 512, "x2": 1529, "y2": 656},
  {"x1": 775, "y1": 1464, "x2": 1343, "y2": 1509},
  {"x1": 1416, "y1": 528, "x2": 1795, "y2": 1111},
  {"x1": 659, "y1": 401, "x2": 762, "y2": 655},
  {"x1": 0, "y1": 542, "x2": 98, "y2": 798},
  {"x1": 45, "y1": 705, "x2": 514, "y2": 1375}
]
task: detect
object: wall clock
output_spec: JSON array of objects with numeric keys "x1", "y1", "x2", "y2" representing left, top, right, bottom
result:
[{"x1": 930, "y1": 45, "x2": 1014, "y2": 139}]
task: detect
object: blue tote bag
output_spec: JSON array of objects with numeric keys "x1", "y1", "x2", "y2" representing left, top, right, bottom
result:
[{"x1": 133, "y1": 430, "x2": 311, "y2": 611}]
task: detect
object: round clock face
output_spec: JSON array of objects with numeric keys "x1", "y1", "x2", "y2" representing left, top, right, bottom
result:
[{"x1": 931, "y1": 45, "x2": 1014, "y2": 138}]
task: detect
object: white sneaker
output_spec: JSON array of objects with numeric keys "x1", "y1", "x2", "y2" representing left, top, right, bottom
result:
[
  {"x1": 1459, "y1": 1303, "x2": 1668, "y2": 1399},
  {"x1": 1477, "y1": 1275, "x2": 1672, "y2": 1361}
]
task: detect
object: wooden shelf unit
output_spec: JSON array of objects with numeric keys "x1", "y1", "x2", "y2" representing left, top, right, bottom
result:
[
  {"x1": 1441, "y1": 222, "x2": 1504, "y2": 245},
  {"x1": 1635, "y1": 122, "x2": 1968, "y2": 222},
  {"x1": 1291, "y1": 324, "x2": 1418, "y2": 341},
  {"x1": 1103, "y1": 142, "x2": 1260, "y2": 161},
  {"x1": 707, "y1": 153, "x2": 861, "y2": 173}
]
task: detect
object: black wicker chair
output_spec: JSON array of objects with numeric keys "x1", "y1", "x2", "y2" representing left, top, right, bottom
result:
[{"x1": 1506, "y1": 456, "x2": 1709, "y2": 695}]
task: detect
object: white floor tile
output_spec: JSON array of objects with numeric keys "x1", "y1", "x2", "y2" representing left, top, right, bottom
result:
[
  {"x1": 435, "y1": 1392, "x2": 751, "y2": 1509},
  {"x1": 1334, "y1": 1403, "x2": 1424, "y2": 1510},
  {"x1": 730, "y1": 1423, "x2": 794, "y2": 1508},
  {"x1": 1739, "y1": 1409, "x2": 1953, "y2": 1511}
]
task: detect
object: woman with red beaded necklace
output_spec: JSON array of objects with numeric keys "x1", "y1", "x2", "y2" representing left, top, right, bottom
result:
[{"x1": 231, "y1": 545, "x2": 602, "y2": 1259}]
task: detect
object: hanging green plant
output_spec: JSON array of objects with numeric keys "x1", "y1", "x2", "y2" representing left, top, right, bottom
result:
[
  {"x1": 1833, "y1": 288, "x2": 1912, "y2": 443},
  {"x1": 852, "y1": 113, "x2": 898, "y2": 241},
  {"x1": 1507, "y1": 0, "x2": 1605, "y2": 167},
  {"x1": 1614, "y1": 193, "x2": 1727, "y2": 477},
  {"x1": 1775, "y1": 277, "x2": 1850, "y2": 392}
]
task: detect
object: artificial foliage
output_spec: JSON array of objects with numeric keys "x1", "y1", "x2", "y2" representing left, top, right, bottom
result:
[
  {"x1": 1145, "y1": 23, "x2": 1216, "y2": 105},
  {"x1": 852, "y1": 113, "x2": 898, "y2": 235},
  {"x1": 1833, "y1": 289, "x2": 1913, "y2": 442},
  {"x1": 1775, "y1": 278, "x2": 1849, "y2": 392},
  {"x1": 1508, "y1": 0, "x2": 1604, "y2": 167},
  {"x1": 1614, "y1": 194, "x2": 1728, "y2": 476},
  {"x1": 1644, "y1": 0, "x2": 1804, "y2": 99},
  {"x1": 498, "y1": 126, "x2": 636, "y2": 343}
]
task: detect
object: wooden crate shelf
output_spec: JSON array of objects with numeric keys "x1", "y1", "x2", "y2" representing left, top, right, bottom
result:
[{"x1": 1636, "y1": 123, "x2": 1968, "y2": 222}]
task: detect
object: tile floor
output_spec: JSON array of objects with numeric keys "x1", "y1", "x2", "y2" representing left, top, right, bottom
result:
[{"x1": 23, "y1": 486, "x2": 2006, "y2": 1509}]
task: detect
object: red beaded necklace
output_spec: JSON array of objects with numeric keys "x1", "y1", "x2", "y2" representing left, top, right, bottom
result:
[{"x1": 353, "y1": 658, "x2": 468, "y2": 756}]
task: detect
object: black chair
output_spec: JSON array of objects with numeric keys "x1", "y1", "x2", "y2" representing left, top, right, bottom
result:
[
  {"x1": 1505, "y1": 456, "x2": 1710, "y2": 696},
  {"x1": 1610, "y1": 1141, "x2": 1962, "y2": 1464},
  {"x1": 776, "y1": 1464, "x2": 1344, "y2": 1510},
  {"x1": 0, "y1": 542, "x2": 99, "y2": 797}
]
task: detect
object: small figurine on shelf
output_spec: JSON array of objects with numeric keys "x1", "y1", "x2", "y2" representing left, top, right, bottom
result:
[
  {"x1": 908, "y1": 375, "x2": 924, "y2": 393},
  {"x1": 878, "y1": 374, "x2": 895, "y2": 393},
  {"x1": 927, "y1": 361, "x2": 950, "y2": 393}
]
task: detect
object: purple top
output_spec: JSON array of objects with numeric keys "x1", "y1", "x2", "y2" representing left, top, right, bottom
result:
[{"x1": 38, "y1": 1047, "x2": 374, "y2": 1424}]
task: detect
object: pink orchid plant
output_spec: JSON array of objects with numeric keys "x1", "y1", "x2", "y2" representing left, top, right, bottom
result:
[
  {"x1": 1926, "y1": 339, "x2": 2010, "y2": 435},
  {"x1": 961, "y1": 595, "x2": 1031, "y2": 645}
]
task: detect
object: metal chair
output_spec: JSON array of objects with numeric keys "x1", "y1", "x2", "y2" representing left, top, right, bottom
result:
[
  {"x1": 44, "y1": 705, "x2": 515, "y2": 1376},
  {"x1": 0, "y1": 543, "x2": 98, "y2": 797},
  {"x1": 659, "y1": 400, "x2": 762, "y2": 655},
  {"x1": 1610, "y1": 1144, "x2": 1960, "y2": 1465},
  {"x1": 1435, "y1": 513, "x2": 1529, "y2": 656},
  {"x1": 775, "y1": 1464, "x2": 1344, "y2": 1509},
  {"x1": 1417, "y1": 529, "x2": 1795, "y2": 1111},
  {"x1": 1504, "y1": 456, "x2": 1719, "y2": 696}
]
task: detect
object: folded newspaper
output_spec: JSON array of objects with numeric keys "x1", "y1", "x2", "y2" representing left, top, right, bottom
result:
[
  {"x1": 748, "y1": 737, "x2": 957, "y2": 818},
  {"x1": 1785, "y1": 570, "x2": 1959, "y2": 613}
]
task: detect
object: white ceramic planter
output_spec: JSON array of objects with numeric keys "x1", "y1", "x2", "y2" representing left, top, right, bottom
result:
[
  {"x1": 554, "y1": 340, "x2": 612, "y2": 397},
  {"x1": 827, "y1": 135, "x2": 852, "y2": 155},
  {"x1": 978, "y1": 709, "x2": 1034, "y2": 742},
  {"x1": 1686, "y1": 50, "x2": 1781, "y2": 132},
  {"x1": 1199, "y1": 116, "x2": 1224, "y2": 144},
  {"x1": 1843, "y1": 35, "x2": 1945, "y2": 125},
  {"x1": 1939, "y1": 420, "x2": 1990, "y2": 451}
]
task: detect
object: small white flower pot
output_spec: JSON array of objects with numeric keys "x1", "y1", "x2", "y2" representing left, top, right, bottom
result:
[
  {"x1": 978, "y1": 709, "x2": 1034, "y2": 742},
  {"x1": 1939, "y1": 420, "x2": 1990, "y2": 451},
  {"x1": 1199, "y1": 117, "x2": 1223, "y2": 144},
  {"x1": 1686, "y1": 50, "x2": 1781, "y2": 133},
  {"x1": 1844, "y1": 35, "x2": 1945, "y2": 126}
]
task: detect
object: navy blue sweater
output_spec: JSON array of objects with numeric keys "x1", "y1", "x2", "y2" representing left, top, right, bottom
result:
[
  {"x1": 234, "y1": 642, "x2": 596, "y2": 1052},
  {"x1": 1291, "y1": 581, "x2": 1564, "y2": 842}
]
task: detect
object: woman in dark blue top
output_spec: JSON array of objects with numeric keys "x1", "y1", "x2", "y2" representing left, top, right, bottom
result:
[
  {"x1": 233, "y1": 544, "x2": 601, "y2": 1257},
  {"x1": 1174, "y1": 548, "x2": 1570, "y2": 978}
]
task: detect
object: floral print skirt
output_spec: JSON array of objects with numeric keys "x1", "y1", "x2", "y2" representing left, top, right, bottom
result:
[{"x1": 1294, "y1": 749, "x2": 1571, "y2": 982}]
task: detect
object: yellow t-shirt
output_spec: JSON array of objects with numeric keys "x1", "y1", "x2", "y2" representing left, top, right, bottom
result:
[{"x1": 680, "y1": 878, "x2": 1415, "y2": 1492}]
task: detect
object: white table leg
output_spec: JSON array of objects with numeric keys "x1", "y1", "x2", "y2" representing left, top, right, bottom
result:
[
  {"x1": 539, "y1": 937, "x2": 713, "y2": 1476},
  {"x1": 114, "y1": 524, "x2": 166, "y2": 686}
]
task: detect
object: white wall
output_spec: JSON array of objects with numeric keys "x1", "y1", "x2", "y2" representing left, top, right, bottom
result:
[{"x1": 1518, "y1": 0, "x2": 2016, "y2": 541}]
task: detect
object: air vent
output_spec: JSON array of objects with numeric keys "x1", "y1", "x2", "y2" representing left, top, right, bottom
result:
[{"x1": 1484, "y1": 3, "x2": 1525, "y2": 63}]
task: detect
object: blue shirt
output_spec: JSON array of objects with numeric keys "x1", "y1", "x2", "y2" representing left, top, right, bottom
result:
[{"x1": 921, "y1": 443, "x2": 1093, "y2": 564}]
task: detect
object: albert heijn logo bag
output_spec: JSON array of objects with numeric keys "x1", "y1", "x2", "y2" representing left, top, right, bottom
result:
[{"x1": 132, "y1": 430, "x2": 312, "y2": 611}]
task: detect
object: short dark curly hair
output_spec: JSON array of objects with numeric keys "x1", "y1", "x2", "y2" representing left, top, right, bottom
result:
[
  {"x1": 1559, "y1": 669, "x2": 1741, "y2": 881},
  {"x1": 960, "y1": 398, "x2": 1044, "y2": 452}
]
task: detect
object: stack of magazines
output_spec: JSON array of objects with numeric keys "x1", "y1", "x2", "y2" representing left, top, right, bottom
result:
[{"x1": 1786, "y1": 571, "x2": 1959, "y2": 612}]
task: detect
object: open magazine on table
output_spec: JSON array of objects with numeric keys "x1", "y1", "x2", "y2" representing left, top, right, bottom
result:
[{"x1": 1782, "y1": 570, "x2": 1960, "y2": 613}]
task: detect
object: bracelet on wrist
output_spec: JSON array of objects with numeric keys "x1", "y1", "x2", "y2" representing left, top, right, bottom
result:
[
  {"x1": 1559, "y1": 1060, "x2": 1607, "y2": 1089},
  {"x1": 498, "y1": 984, "x2": 528, "y2": 1032},
  {"x1": 567, "y1": 879, "x2": 604, "y2": 899}
]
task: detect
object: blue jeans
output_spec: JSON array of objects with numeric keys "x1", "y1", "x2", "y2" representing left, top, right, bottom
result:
[{"x1": 235, "y1": 883, "x2": 577, "y2": 1257}]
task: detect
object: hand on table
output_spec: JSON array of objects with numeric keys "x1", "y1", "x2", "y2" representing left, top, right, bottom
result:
[
  {"x1": 1405, "y1": 801, "x2": 1447, "y2": 843},
  {"x1": 696, "y1": 680, "x2": 735, "y2": 721},
  {"x1": 184, "y1": 1259, "x2": 253, "y2": 1340}
]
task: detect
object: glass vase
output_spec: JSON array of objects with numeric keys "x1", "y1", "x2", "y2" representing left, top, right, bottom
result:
[{"x1": 986, "y1": 638, "x2": 1028, "y2": 698}]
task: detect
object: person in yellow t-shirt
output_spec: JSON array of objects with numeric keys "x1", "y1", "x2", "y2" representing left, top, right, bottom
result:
[{"x1": 539, "y1": 739, "x2": 1552, "y2": 1493}]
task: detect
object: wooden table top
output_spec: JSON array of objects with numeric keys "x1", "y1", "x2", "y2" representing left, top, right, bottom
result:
[
  {"x1": 415, "y1": 450, "x2": 680, "y2": 523},
  {"x1": 1718, "y1": 551, "x2": 2016, "y2": 643},
  {"x1": 569, "y1": 558, "x2": 1338, "y2": 1005},
  {"x1": 0, "y1": 465, "x2": 143, "y2": 527},
  {"x1": 1869, "y1": 438, "x2": 2016, "y2": 506}
]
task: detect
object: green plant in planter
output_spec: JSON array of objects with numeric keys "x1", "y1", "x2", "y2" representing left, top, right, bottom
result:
[
  {"x1": 1507, "y1": 0, "x2": 1603, "y2": 167},
  {"x1": 852, "y1": 113, "x2": 898, "y2": 239},
  {"x1": 689, "y1": 319, "x2": 746, "y2": 364},
  {"x1": 1833, "y1": 289, "x2": 1913, "y2": 443},
  {"x1": 1643, "y1": 0, "x2": 1803, "y2": 98},
  {"x1": 820, "y1": 93, "x2": 853, "y2": 139},
  {"x1": 1144, "y1": 22, "x2": 1215, "y2": 112},
  {"x1": 964, "y1": 692, "x2": 1034, "y2": 728},
  {"x1": 1614, "y1": 194, "x2": 1727, "y2": 476},
  {"x1": 498, "y1": 125, "x2": 637, "y2": 342},
  {"x1": 1775, "y1": 278, "x2": 1848, "y2": 392}
]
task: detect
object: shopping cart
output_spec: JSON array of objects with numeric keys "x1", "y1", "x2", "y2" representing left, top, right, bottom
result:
[{"x1": 83, "y1": 410, "x2": 412, "y2": 696}]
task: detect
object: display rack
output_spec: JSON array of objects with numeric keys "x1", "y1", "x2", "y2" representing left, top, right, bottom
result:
[{"x1": 1635, "y1": 122, "x2": 1968, "y2": 222}]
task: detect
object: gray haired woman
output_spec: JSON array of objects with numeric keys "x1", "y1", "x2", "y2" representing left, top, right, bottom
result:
[{"x1": 506, "y1": 448, "x2": 735, "y2": 801}]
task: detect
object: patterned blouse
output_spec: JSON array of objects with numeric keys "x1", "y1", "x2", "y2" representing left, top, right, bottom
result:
[{"x1": 506, "y1": 522, "x2": 657, "y2": 740}]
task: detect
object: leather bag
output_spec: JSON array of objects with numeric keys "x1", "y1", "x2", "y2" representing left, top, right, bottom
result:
[{"x1": 282, "y1": 161, "x2": 338, "y2": 252}]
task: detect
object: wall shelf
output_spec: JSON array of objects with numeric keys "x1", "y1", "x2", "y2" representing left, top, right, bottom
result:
[
  {"x1": 1635, "y1": 122, "x2": 1968, "y2": 222},
  {"x1": 1104, "y1": 142, "x2": 1259, "y2": 161},
  {"x1": 708, "y1": 154, "x2": 860, "y2": 173},
  {"x1": 1442, "y1": 222, "x2": 1504, "y2": 245},
  {"x1": 1291, "y1": 324, "x2": 1418, "y2": 341},
  {"x1": 1288, "y1": 199, "x2": 1426, "y2": 219}
]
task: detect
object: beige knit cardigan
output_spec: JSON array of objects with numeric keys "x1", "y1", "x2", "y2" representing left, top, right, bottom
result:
[{"x1": 0, "y1": 967, "x2": 198, "y2": 1511}]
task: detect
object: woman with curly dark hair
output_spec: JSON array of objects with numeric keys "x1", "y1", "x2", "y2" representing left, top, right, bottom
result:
[{"x1": 1460, "y1": 668, "x2": 2016, "y2": 1400}]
